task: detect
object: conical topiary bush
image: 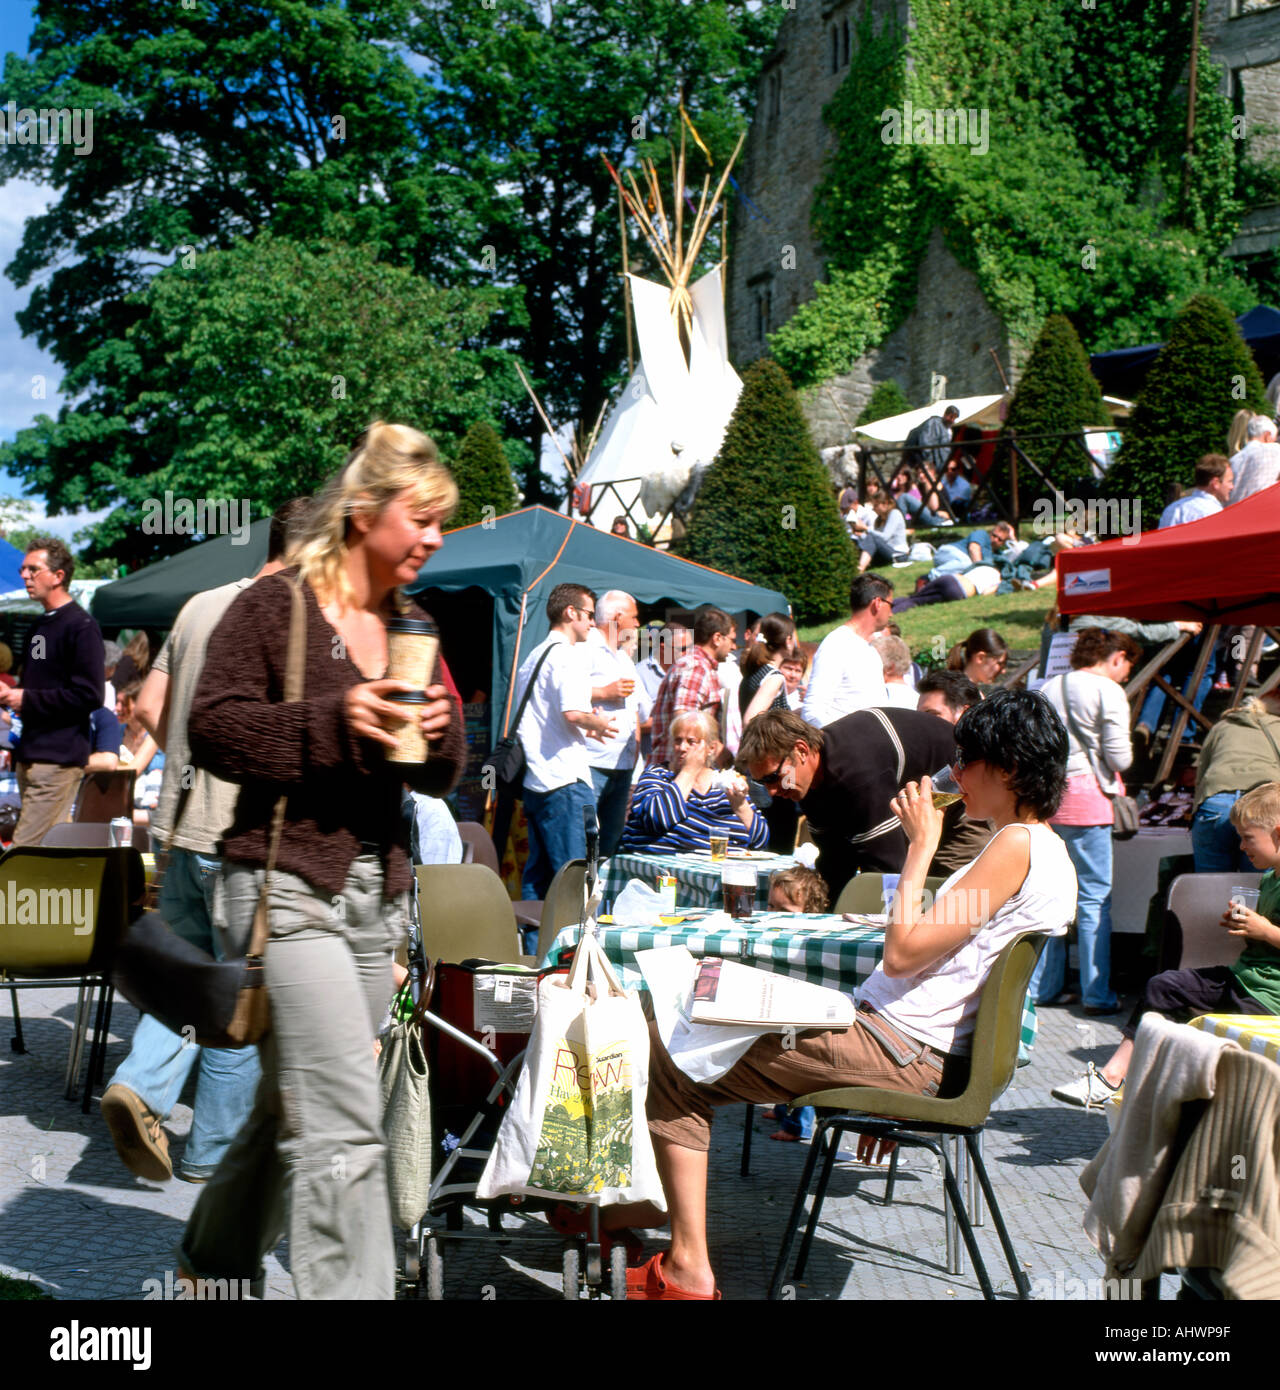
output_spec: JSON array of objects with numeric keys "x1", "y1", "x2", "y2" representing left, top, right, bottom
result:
[
  {"x1": 450, "y1": 420, "x2": 519, "y2": 528},
  {"x1": 1106, "y1": 294, "x2": 1269, "y2": 528},
  {"x1": 1003, "y1": 314, "x2": 1109, "y2": 467},
  {"x1": 682, "y1": 359, "x2": 857, "y2": 624}
]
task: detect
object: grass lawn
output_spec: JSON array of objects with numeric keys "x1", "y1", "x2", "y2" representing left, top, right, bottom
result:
[{"x1": 796, "y1": 525, "x2": 1057, "y2": 663}]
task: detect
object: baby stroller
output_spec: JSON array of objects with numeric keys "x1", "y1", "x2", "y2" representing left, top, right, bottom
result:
[{"x1": 397, "y1": 809, "x2": 629, "y2": 1300}]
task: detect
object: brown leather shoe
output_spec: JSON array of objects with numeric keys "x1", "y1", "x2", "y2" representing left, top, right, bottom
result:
[{"x1": 101, "y1": 1084, "x2": 172, "y2": 1181}]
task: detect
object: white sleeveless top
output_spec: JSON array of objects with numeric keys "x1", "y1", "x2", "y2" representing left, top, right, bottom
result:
[{"x1": 859, "y1": 822, "x2": 1078, "y2": 1055}]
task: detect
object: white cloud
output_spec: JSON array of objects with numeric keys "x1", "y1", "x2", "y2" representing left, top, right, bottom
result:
[{"x1": 0, "y1": 177, "x2": 65, "y2": 440}]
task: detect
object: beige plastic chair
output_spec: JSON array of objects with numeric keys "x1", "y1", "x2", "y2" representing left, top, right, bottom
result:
[
  {"x1": 768, "y1": 932, "x2": 1047, "y2": 1301},
  {"x1": 456, "y1": 819, "x2": 543, "y2": 935},
  {"x1": 833, "y1": 872, "x2": 947, "y2": 915},
  {"x1": 0, "y1": 846, "x2": 140, "y2": 1109},
  {"x1": 535, "y1": 859, "x2": 587, "y2": 965},
  {"x1": 413, "y1": 864, "x2": 525, "y2": 965},
  {"x1": 44, "y1": 821, "x2": 150, "y2": 852},
  {"x1": 1166, "y1": 872, "x2": 1260, "y2": 971}
]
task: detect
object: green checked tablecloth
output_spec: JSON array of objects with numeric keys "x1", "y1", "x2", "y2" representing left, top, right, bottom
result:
[
  {"x1": 601, "y1": 850, "x2": 798, "y2": 914},
  {"x1": 546, "y1": 910, "x2": 1038, "y2": 1057}
]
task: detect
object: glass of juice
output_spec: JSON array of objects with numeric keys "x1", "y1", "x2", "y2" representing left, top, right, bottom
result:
[{"x1": 709, "y1": 834, "x2": 729, "y2": 862}]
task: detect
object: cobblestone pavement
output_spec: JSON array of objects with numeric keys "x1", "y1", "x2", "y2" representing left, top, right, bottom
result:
[{"x1": 0, "y1": 984, "x2": 1174, "y2": 1301}]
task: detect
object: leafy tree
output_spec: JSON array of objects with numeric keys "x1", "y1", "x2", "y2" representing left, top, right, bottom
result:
[
  {"x1": 1106, "y1": 294, "x2": 1269, "y2": 527},
  {"x1": 1003, "y1": 315, "x2": 1108, "y2": 472},
  {"x1": 3, "y1": 234, "x2": 521, "y2": 567},
  {"x1": 412, "y1": 0, "x2": 783, "y2": 495},
  {"x1": 855, "y1": 380, "x2": 912, "y2": 427},
  {"x1": 450, "y1": 422, "x2": 520, "y2": 529},
  {"x1": 770, "y1": 0, "x2": 1257, "y2": 387},
  {"x1": 682, "y1": 360, "x2": 855, "y2": 624}
]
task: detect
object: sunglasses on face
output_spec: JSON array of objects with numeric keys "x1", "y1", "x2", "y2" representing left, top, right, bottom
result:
[{"x1": 757, "y1": 756, "x2": 792, "y2": 789}]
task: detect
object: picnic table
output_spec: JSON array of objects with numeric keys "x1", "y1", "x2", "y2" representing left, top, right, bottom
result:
[
  {"x1": 601, "y1": 848, "x2": 797, "y2": 915},
  {"x1": 545, "y1": 907, "x2": 1038, "y2": 1055}
]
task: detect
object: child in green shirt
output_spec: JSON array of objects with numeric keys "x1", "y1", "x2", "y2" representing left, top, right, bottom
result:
[{"x1": 1053, "y1": 781, "x2": 1280, "y2": 1108}]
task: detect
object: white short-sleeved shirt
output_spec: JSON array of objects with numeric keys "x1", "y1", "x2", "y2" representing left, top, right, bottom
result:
[
  {"x1": 879, "y1": 683, "x2": 920, "y2": 710},
  {"x1": 514, "y1": 631, "x2": 593, "y2": 794},
  {"x1": 802, "y1": 625, "x2": 888, "y2": 727},
  {"x1": 859, "y1": 823, "x2": 1078, "y2": 1054},
  {"x1": 1157, "y1": 490, "x2": 1221, "y2": 529},
  {"x1": 583, "y1": 628, "x2": 641, "y2": 772}
]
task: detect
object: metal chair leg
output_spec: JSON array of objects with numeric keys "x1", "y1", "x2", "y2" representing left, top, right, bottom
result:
[
  {"x1": 9, "y1": 985, "x2": 26, "y2": 1053},
  {"x1": 768, "y1": 1118, "x2": 832, "y2": 1299},
  {"x1": 943, "y1": 1134, "x2": 964, "y2": 1276},
  {"x1": 933, "y1": 1136, "x2": 995, "y2": 1300},
  {"x1": 740, "y1": 1103, "x2": 753, "y2": 1177},
  {"x1": 82, "y1": 980, "x2": 112, "y2": 1114},
  {"x1": 793, "y1": 1125, "x2": 842, "y2": 1280},
  {"x1": 64, "y1": 982, "x2": 92, "y2": 1100},
  {"x1": 964, "y1": 1131, "x2": 1029, "y2": 1297},
  {"x1": 965, "y1": 1130, "x2": 985, "y2": 1226},
  {"x1": 881, "y1": 1140, "x2": 901, "y2": 1206}
]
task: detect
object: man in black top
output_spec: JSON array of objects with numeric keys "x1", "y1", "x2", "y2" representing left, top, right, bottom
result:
[
  {"x1": 738, "y1": 705, "x2": 960, "y2": 902},
  {"x1": 1, "y1": 537, "x2": 104, "y2": 845}
]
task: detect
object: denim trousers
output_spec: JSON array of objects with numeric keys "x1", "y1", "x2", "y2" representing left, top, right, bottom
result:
[
  {"x1": 857, "y1": 531, "x2": 901, "y2": 566},
  {"x1": 179, "y1": 857, "x2": 407, "y2": 1300},
  {"x1": 1030, "y1": 824, "x2": 1117, "y2": 1009},
  {"x1": 1191, "y1": 791, "x2": 1247, "y2": 874},
  {"x1": 109, "y1": 849, "x2": 261, "y2": 1177},
  {"x1": 926, "y1": 544, "x2": 972, "y2": 581},
  {"x1": 521, "y1": 778, "x2": 595, "y2": 900},
  {"x1": 1138, "y1": 642, "x2": 1214, "y2": 739},
  {"x1": 590, "y1": 765, "x2": 632, "y2": 859}
]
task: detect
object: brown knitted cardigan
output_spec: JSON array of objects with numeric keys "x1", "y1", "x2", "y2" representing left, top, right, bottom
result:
[{"x1": 188, "y1": 568, "x2": 465, "y2": 897}]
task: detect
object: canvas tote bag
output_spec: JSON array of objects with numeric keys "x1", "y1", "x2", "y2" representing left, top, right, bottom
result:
[{"x1": 476, "y1": 931, "x2": 665, "y2": 1207}]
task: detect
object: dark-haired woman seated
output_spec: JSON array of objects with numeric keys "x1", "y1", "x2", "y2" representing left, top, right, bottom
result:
[
  {"x1": 610, "y1": 689, "x2": 1079, "y2": 1299},
  {"x1": 619, "y1": 709, "x2": 768, "y2": 854}
]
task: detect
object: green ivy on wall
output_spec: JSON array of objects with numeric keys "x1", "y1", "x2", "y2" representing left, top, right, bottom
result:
[{"x1": 770, "y1": 0, "x2": 1269, "y2": 390}]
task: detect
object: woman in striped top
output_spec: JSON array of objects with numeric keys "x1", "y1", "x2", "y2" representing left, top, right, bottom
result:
[{"x1": 619, "y1": 708, "x2": 768, "y2": 854}]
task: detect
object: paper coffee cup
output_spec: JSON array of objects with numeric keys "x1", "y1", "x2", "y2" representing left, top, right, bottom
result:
[
  {"x1": 386, "y1": 617, "x2": 439, "y2": 691},
  {"x1": 386, "y1": 691, "x2": 429, "y2": 764}
]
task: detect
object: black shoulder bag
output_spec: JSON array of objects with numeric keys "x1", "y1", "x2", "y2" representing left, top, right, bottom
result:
[{"x1": 112, "y1": 575, "x2": 306, "y2": 1048}]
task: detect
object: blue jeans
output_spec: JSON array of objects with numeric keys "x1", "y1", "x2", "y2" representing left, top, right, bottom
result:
[
  {"x1": 1191, "y1": 792, "x2": 1247, "y2": 874},
  {"x1": 590, "y1": 765, "x2": 632, "y2": 859},
  {"x1": 109, "y1": 849, "x2": 262, "y2": 1177},
  {"x1": 927, "y1": 543, "x2": 972, "y2": 580},
  {"x1": 1138, "y1": 643, "x2": 1215, "y2": 740},
  {"x1": 1030, "y1": 824, "x2": 1117, "y2": 1010},
  {"x1": 857, "y1": 531, "x2": 903, "y2": 566},
  {"x1": 521, "y1": 779, "x2": 595, "y2": 902}
]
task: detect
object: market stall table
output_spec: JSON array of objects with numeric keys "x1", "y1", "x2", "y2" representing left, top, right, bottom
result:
[{"x1": 601, "y1": 849, "x2": 797, "y2": 914}]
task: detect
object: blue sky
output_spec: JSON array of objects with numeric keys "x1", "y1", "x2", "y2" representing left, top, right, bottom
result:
[{"x1": 0, "y1": 1, "x2": 108, "y2": 542}]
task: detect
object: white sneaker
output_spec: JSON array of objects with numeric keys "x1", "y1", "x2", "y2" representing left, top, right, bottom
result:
[{"x1": 1051, "y1": 1064, "x2": 1120, "y2": 1110}]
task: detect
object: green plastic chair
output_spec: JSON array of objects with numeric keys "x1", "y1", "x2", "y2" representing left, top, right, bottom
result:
[
  {"x1": 832, "y1": 871, "x2": 948, "y2": 915},
  {"x1": 766, "y1": 930, "x2": 1047, "y2": 1301},
  {"x1": 414, "y1": 864, "x2": 525, "y2": 965},
  {"x1": 535, "y1": 859, "x2": 587, "y2": 966}
]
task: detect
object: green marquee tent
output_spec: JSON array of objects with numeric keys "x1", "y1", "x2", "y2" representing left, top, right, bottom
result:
[
  {"x1": 407, "y1": 506, "x2": 791, "y2": 743},
  {"x1": 91, "y1": 522, "x2": 270, "y2": 629}
]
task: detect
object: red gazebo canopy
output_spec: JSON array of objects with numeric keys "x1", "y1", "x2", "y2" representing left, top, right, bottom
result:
[{"x1": 1056, "y1": 485, "x2": 1280, "y2": 625}]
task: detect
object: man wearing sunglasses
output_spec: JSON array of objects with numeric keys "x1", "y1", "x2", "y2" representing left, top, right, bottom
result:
[
  {"x1": 0, "y1": 538, "x2": 105, "y2": 845},
  {"x1": 738, "y1": 704, "x2": 960, "y2": 901}
]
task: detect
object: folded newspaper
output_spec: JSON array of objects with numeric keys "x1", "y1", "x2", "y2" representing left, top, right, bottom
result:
[{"x1": 690, "y1": 957, "x2": 854, "y2": 1029}]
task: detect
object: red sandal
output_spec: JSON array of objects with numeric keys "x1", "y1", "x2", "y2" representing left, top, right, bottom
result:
[
  {"x1": 548, "y1": 1203, "x2": 648, "y2": 1267},
  {"x1": 625, "y1": 1253, "x2": 721, "y2": 1300}
]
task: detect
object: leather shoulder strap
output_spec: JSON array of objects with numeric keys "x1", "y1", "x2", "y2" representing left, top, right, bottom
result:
[{"x1": 247, "y1": 574, "x2": 307, "y2": 957}]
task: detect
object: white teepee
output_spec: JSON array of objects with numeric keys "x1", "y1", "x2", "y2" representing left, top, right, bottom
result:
[{"x1": 571, "y1": 128, "x2": 745, "y2": 536}]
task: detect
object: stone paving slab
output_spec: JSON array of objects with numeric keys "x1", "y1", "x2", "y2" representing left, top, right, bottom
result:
[{"x1": 1, "y1": 984, "x2": 1174, "y2": 1301}]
